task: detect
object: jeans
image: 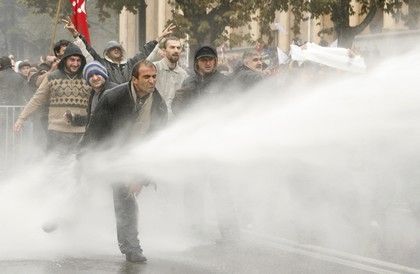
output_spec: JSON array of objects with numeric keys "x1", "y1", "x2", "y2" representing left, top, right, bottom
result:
[{"x1": 112, "y1": 184, "x2": 142, "y2": 254}]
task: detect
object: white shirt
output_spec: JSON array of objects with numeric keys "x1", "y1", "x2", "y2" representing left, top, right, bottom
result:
[{"x1": 153, "y1": 58, "x2": 187, "y2": 114}]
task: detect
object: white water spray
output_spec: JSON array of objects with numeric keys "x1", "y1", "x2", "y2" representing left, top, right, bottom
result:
[{"x1": 0, "y1": 47, "x2": 419, "y2": 268}]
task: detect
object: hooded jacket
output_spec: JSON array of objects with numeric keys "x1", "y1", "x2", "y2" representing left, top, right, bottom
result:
[
  {"x1": 17, "y1": 43, "x2": 91, "y2": 133},
  {"x1": 79, "y1": 35, "x2": 157, "y2": 84},
  {"x1": 172, "y1": 46, "x2": 227, "y2": 115},
  {"x1": 57, "y1": 43, "x2": 86, "y2": 74}
]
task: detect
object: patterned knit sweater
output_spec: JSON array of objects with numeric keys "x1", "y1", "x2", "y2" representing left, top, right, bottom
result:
[{"x1": 17, "y1": 69, "x2": 91, "y2": 133}]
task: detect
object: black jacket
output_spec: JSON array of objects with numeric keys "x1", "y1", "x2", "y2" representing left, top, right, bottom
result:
[
  {"x1": 71, "y1": 80, "x2": 118, "y2": 127},
  {"x1": 0, "y1": 68, "x2": 26, "y2": 105},
  {"x1": 80, "y1": 82, "x2": 167, "y2": 148},
  {"x1": 172, "y1": 70, "x2": 227, "y2": 115},
  {"x1": 231, "y1": 64, "x2": 263, "y2": 89}
]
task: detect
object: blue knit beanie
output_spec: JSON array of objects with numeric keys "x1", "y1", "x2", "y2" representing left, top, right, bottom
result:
[{"x1": 83, "y1": 61, "x2": 108, "y2": 82}]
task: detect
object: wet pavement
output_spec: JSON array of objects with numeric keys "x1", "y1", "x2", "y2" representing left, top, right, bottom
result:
[{"x1": 0, "y1": 241, "x2": 395, "y2": 274}]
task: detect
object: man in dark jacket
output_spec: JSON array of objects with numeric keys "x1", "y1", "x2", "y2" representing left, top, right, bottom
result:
[
  {"x1": 172, "y1": 46, "x2": 240, "y2": 243},
  {"x1": 172, "y1": 46, "x2": 228, "y2": 115},
  {"x1": 0, "y1": 56, "x2": 26, "y2": 105},
  {"x1": 80, "y1": 60, "x2": 167, "y2": 263}
]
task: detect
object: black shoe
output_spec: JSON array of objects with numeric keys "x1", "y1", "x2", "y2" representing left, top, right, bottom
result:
[{"x1": 125, "y1": 251, "x2": 147, "y2": 263}]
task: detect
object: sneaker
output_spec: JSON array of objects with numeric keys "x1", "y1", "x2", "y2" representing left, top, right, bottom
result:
[{"x1": 125, "y1": 251, "x2": 147, "y2": 263}]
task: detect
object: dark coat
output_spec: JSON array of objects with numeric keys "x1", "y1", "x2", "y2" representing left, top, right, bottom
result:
[
  {"x1": 231, "y1": 64, "x2": 263, "y2": 89},
  {"x1": 71, "y1": 80, "x2": 118, "y2": 127},
  {"x1": 79, "y1": 82, "x2": 167, "y2": 148},
  {"x1": 172, "y1": 70, "x2": 228, "y2": 115},
  {"x1": 0, "y1": 68, "x2": 26, "y2": 105},
  {"x1": 172, "y1": 45, "x2": 228, "y2": 115},
  {"x1": 80, "y1": 35, "x2": 157, "y2": 84}
]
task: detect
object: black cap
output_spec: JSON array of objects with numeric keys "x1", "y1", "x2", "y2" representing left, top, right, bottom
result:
[{"x1": 194, "y1": 46, "x2": 217, "y2": 60}]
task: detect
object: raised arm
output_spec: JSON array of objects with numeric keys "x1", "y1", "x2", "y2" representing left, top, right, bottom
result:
[
  {"x1": 144, "y1": 23, "x2": 177, "y2": 62},
  {"x1": 62, "y1": 17, "x2": 102, "y2": 63}
]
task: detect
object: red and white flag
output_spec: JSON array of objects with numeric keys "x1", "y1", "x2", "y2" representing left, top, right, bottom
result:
[{"x1": 70, "y1": 0, "x2": 91, "y2": 45}]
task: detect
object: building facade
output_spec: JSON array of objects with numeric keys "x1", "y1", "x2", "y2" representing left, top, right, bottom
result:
[{"x1": 119, "y1": 1, "x2": 416, "y2": 56}]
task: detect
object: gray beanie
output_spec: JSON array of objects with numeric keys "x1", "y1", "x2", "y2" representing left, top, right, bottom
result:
[{"x1": 83, "y1": 61, "x2": 108, "y2": 82}]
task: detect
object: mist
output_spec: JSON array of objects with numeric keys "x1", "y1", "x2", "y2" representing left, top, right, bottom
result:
[{"x1": 0, "y1": 46, "x2": 419, "y2": 270}]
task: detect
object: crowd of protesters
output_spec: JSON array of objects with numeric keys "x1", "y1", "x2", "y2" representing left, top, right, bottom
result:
[{"x1": 0, "y1": 20, "x2": 368, "y2": 263}]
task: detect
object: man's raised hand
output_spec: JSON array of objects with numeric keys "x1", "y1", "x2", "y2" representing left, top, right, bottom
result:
[{"x1": 61, "y1": 16, "x2": 79, "y2": 37}]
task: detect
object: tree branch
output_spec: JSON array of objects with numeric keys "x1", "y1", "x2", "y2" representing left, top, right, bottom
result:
[{"x1": 350, "y1": 0, "x2": 378, "y2": 35}]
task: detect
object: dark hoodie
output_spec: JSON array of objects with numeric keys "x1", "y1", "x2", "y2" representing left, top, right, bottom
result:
[
  {"x1": 58, "y1": 43, "x2": 86, "y2": 74},
  {"x1": 172, "y1": 46, "x2": 227, "y2": 115}
]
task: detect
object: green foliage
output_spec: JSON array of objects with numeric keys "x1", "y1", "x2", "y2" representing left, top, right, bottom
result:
[
  {"x1": 255, "y1": 0, "x2": 414, "y2": 47},
  {"x1": 18, "y1": 0, "x2": 418, "y2": 48},
  {"x1": 168, "y1": 0, "x2": 414, "y2": 48},
  {"x1": 2, "y1": 0, "x2": 118, "y2": 57},
  {"x1": 17, "y1": 0, "x2": 61, "y2": 15},
  {"x1": 404, "y1": 0, "x2": 420, "y2": 29},
  {"x1": 168, "y1": 0, "x2": 273, "y2": 47},
  {"x1": 18, "y1": 0, "x2": 139, "y2": 21}
]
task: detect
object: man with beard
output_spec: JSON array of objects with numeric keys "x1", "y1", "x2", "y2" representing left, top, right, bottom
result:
[
  {"x1": 231, "y1": 49, "x2": 264, "y2": 90},
  {"x1": 63, "y1": 18, "x2": 174, "y2": 84},
  {"x1": 14, "y1": 43, "x2": 91, "y2": 155},
  {"x1": 153, "y1": 36, "x2": 187, "y2": 117}
]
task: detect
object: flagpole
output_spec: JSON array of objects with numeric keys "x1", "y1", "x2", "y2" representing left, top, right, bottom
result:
[{"x1": 49, "y1": 0, "x2": 64, "y2": 55}]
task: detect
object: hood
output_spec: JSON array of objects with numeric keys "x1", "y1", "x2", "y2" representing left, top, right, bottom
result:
[
  {"x1": 103, "y1": 41, "x2": 126, "y2": 58},
  {"x1": 58, "y1": 43, "x2": 86, "y2": 74}
]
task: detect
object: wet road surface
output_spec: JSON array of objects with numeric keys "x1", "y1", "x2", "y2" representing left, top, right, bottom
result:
[{"x1": 1, "y1": 239, "x2": 410, "y2": 274}]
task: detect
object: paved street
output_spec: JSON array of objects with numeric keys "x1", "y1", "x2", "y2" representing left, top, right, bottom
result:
[{"x1": 1, "y1": 237, "x2": 418, "y2": 274}]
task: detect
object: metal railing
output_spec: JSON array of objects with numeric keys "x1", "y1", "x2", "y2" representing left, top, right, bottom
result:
[{"x1": 0, "y1": 105, "x2": 32, "y2": 171}]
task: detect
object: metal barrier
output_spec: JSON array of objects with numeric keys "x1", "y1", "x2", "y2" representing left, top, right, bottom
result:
[{"x1": 0, "y1": 105, "x2": 32, "y2": 171}]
